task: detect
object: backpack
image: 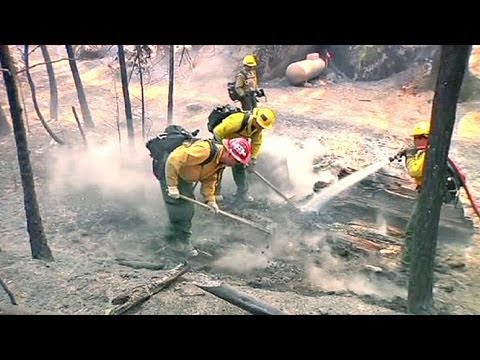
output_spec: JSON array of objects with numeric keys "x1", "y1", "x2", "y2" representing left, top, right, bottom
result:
[
  {"x1": 207, "y1": 105, "x2": 249, "y2": 134},
  {"x1": 146, "y1": 125, "x2": 217, "y2": 165},
  {"x1": 227, "y1": 70, "x2": 247, "y2": 101},
  {"x1": 227, "y1": 81, "x2": 240, "y2": 101}
]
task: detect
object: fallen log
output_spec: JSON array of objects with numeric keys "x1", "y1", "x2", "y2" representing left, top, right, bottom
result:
[
  {"x1": 0, "y1": 304, "x2": 60, "y2": 315},
  {"x1": 107, "y1": 261, "x2": 190, "y2": 315},
  {"x1": 329, "y1": 233, "x2": 385, "y2": 254},
  {"x1": 115, "y1": 258, "x2": 165, "y2": 271},
  {"x1": 194, "y1": 280, "x2": 289, "y2": 315}
]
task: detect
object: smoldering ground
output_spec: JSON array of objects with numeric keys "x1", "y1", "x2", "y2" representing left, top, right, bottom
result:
[
  {"x1": 41, "y1": 131, "x2": 404, "y2": 300},
  {"x1": 202, "y1": 136, "x2": 405, "y2": 300}
]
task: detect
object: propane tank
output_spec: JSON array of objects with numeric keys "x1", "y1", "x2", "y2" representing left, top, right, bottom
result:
[{"x1": 285, "y1": 53, "x2": 327, "y2": 86}]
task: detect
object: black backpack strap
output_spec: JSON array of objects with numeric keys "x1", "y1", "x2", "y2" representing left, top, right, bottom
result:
[
  {"x1": 237, "y1": 112, "x2": 250, "y2": 133},
  {"x1": 200, "y1": 139, "x2": 219, "y2": 166}
]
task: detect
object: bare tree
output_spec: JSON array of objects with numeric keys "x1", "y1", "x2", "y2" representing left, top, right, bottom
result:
[
  {"x1": 407, "y1": 45, "x2": 470, "y2": 314},
  {"x1": 0, "y1": 102, "x2": 11, "y2": 136},
  {"x1": 117, "y1": 45, "x2": 134, "y2": 146},
  {"x1": 167, "y1": 45, "x2": 174, "y2": 125},
  {"x1": 17, "y1": 78, "x2": 30, "y2": 133},
  {"x1": 39, "y1": 45, "x2": 58, "y2": 122},
  {"x1": 65, "y1": 45, "x2": 95, "y2": 128},
  {"x1": 0, "y1": 45, "x2": 54, "y2": 261},
  {"x1": 135, "y1": 46, "x2": 146, "y2": 141},
  {"x1": 24, "y1": 46, "x2": 65, "y2": 145}
]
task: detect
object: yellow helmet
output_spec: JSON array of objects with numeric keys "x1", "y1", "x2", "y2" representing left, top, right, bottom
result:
[
  {"x1": 253, "y1": 107, "x2": 276, "y2": 129},
  {"x1": 412, "y1": 121, "x2": 430, "y2": 136},
  {"x1": 243, "y1": 54, "x2": 257, "y2": 67}
]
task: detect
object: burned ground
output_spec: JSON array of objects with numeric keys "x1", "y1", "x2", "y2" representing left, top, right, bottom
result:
[{"x1": 1, "y1": 45, "x2": 480, "y2": 315}]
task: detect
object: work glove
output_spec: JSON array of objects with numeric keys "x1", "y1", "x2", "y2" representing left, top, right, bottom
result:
[
  {"x1": 405, "y1": 147, "x2": 418, "y2": 159},
  {"x1": 246, "y1": 159, "x2": 257, "y2": 173},
  {"x1": 389, "y1": 149, "x2": 407, "y2": 162},
  {"x1": 167, "y1": 186, "x2": 180, "y2": 199},
  {"x1": 206, "y1": 201, "x2": 219, "y2": 214}
]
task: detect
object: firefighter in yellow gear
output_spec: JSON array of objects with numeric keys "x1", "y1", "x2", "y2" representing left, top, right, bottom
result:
[
  {"x1": 401, "y1": 120, "x2": 464, "y2": 265},
  {"x1": 402, "y1": 120, "x2": 430, "y2": 265},
  {"x1": 405, "y1": 121, "x2": 430, "y2": 189},
  {"x1": 213, "y1": 107, "x2": 276, "y2": 202},
  {"x1": 157, "y1": 137, "x2": 252, "y2": 256},
  {"x1": 235, "y1": 54, "x2": 260, "y2": 111}
]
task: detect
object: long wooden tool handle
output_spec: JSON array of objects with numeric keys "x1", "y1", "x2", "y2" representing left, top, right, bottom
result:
[
  {"x1": 252, "y1": 170, "x2": 290, "y2": 201},
  {"x1": 179, "y1": 195, "x2": 271, "y2": 235}
]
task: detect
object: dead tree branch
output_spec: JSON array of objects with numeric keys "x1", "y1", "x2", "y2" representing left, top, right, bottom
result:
[
  {"x1": 106, "y1": 262, "x2": 190, "y2": 315},
  {"x1": 0, "y1": 277, "x2": 17, "y2": 305},
  {"x1": 71, "y1": 106, "x2": 87, "y2": 147},
  {"x1": 24, "y1": 46, "x2": 65, "y2": 145},
  {"x1": 15, "y1": 58, "x2": 71, "y2": 75}
]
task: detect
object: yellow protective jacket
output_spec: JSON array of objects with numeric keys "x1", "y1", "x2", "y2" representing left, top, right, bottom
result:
[
  {"x1": 213, "y1": 112, "x2": 263, "y2": 159},
  {"x1": 235, "y1": 68, "x2": 259, "y2": 98},
  {"x1": 405, "y1": 149, "x2": 426, "y2": 188},
  {"x1": 166, "y1": 140, "x2": 225, "y2": 203}
]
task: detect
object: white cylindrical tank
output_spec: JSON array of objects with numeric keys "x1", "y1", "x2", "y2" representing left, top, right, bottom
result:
[{"x1": 285, "y1": 53, "x2": 326, "y2": 86}]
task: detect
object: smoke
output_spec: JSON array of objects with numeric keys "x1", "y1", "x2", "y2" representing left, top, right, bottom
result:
[
  {"x1": 212, "y1": 245, "x2": 271, "y2": 273},
  {"x1": 307, "y1": 266, "x2": 379, "y2": 295},
  {"x1": 260, "y1": 135, "x2": 332, "y2": 200},
  {"x1": 270, "y1": 232, "x2": 396, "y2": 297},
  {"x1": 47, "y1": 138, "x2": 164, "y2": 221},
  {"x1": 303, "y1": 239, "x2": 405, "y2": 299}
]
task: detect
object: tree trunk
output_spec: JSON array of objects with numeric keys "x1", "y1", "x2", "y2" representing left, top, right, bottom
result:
[
  {"x1": 72, "y1": 106, "x2": 87, "y2": 147},
  {"x1": 65, "y1": 45, "x2": 95, "y2": 128},
  {"x1": 39, "y1": 45, "x2": 58, "y2": 122},
  {"x1": 0, "y1": 102, "x2": 11, "y2": 136},
  {"x1": 0, "y1": 45, "x2": 54, "y2": 261},
  {"x1": 17, "y1": 78, "x2": 30, "y2": 133},
  {"x1": 167, "y1": 45, "x2": 174, "y2": 125},
  {"x1": 24, "y1": 46, "x2": 65, "y2": 145},
  {"x1": 136, "y1": 46, "x2": 146, "y2": 141},
  {"x1": 117, "y1": 45, "x2": 134, "y2": 146},
  {"x1": 407, "y1": 45, "x2": 470, "y2": 314}
]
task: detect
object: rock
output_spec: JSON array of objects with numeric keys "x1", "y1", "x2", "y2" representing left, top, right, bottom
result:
[
  {"x1": 338, "y1": 167, "x2": 356, "y2": 179},
  {"x1": 448, "y1": 261, "x2": 466, "y2": 269},
  {"x1": 325, "y1": 72, "x2": 338, "y2": 83},
  {"x1": 328, "y1": 45, "x2": 439, "y2": 81},
  {"x1": 313, "y1": 181, "x2": 332, "y2": 192},
  {"x1": 442, "y1": 285, "x2": 455, "y2": 293},
  {"x1": 379, "y1": 248, "x2": 399, "y2": 257},
  {"x1": 186, "y1": 103, "x2": 204, "y2": 112},
  {"x1": 364, "y1": 265, "x2": 383, "y2": 273},
  {"x1": 176, "y1": 284, "x2": 205, "y2": 297}
]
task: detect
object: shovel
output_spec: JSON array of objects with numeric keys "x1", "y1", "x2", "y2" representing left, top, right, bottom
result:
[
  {"x1": 179, "y1": 194, "x2": 274, "y2": 235},
  {"x1": 251, "y1": 170, "x2": 296, "y2": 202}
]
